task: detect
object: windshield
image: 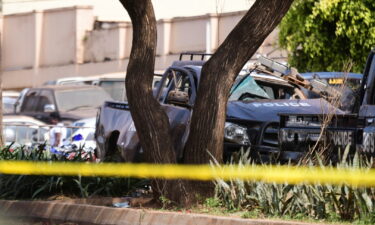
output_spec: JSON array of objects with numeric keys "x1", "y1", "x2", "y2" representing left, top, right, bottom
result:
[
  {"x1": 55, "y1": 88, "x2": 112, "y2": 112},
  {"x1": 100, "y1": 80, "x2": 126, "y2": 101},
  {"x1": 229, "y1": 75, "x2": 271, "y2": 101}
]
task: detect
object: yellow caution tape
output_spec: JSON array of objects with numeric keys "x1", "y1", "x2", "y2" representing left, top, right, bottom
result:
[{"x1": 0, "y1": 161, "x2": 374, "y2": 187}]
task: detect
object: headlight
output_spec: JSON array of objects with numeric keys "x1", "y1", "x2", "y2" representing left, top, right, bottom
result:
[{"x1": 224, "y1": 122, "x2": 250, "y2": 145}]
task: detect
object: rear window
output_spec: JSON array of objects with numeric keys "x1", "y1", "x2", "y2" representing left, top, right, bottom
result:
[
  {"x1": 55, "y1": 88, "x2": 112, "y2": 112},
  {"x1": 100, "y1": 81, "x2": 126, "y2": 101}
]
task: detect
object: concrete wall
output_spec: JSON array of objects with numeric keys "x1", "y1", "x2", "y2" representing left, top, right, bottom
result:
[
  {"x1": 4, "y1": 0, "x2": 255, "y2": 22},
  {"x1": 170, "y1": 16, "x2": 207, "y2": 53},
  {"x1": 3, "y1": 12, "x2": 36, "y2": 70},
  {"x1": 218, "y1": 12, "x2": 244, "y2": 45},
  {"x1": 39, "y1": 6, "x2": 93, "y2": 66},
  {"x1": 2, "y1": 7, "x2": 287, "y2": 90},
  {"x1": 40, "y1": 8, "x2": 76, "y2": 66},
  {"x1": 83, "y1": 24, "x2": 127, "y2": 63}
]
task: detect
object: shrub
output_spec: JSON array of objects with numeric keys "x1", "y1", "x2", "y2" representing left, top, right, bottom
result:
[
  {"x1": 214, "y1": 149, "x2": 375, "y2": 223},
  {"x1": 0, "y1": 145, "x2": 148, "y2": 199}
]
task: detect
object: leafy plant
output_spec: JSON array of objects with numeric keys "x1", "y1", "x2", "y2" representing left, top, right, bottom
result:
[
  {"x1": 159, "y1": 195, "x2": 172, "y2": 209},
  {"x1": 204, "y1": 197, "x2": 221, "y2": 208},
  {"x1": 214, "y1": 149, "x2": 375, "y2": 223},
  {"x1": 0, "y1": 145, "x2": 148, "y2": 199},
  {"x1": 279, "y1": 0, "x2": 375, "y2": 73}
]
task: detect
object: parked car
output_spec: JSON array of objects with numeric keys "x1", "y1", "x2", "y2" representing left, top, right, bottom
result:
[
  {"x1": 67, "y1": 117, "x2": 96, "y2": 150},
  {"x1": 3, "y1": 91, "x2": 20, "y2": 99},
  {"x1": 14, "y1": 85, "x2": 112, "y2": 124},
  {"x1": 3, "y1": 115, "x2": 49, "y2": 148},
  {"x1": 43, "y1": 77, "x2": 86, "y2": 86},
  {"x1": 95, "y1": 54, "x2": 343, "y2": 163},
  {"x1": 279, "y1": 49, "x2": 375, "y2": 161},
  {"x1": 3, "y1": 97, "x2": 17, "y2": 114},
  {"x1": 3, "y1": 91, "x2": 20, "y2": 114},
  {"x1": 47, "y1": 117, "x2": 97, "y2": 161},
  {"x1": 224, "y1": 77, "x2": 344, "y2": 161},
  {"x1": 86, "y1": 73, "x2": 126, "y2": 101},
  {"x1": 300, "y1": 72, "x2": 362, "y2": 112},
  {"x1": 301, "y1": 72, "x2": 362, "y2": 88},
  {"x1": 45, "y1": 72, "x2": 163, "y2": 102}
]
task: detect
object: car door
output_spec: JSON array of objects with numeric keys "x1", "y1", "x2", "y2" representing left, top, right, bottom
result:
[
  {"x1": 20, "y1": 90, "x2": 41, "y2": 119},
  {"x1": 357, "y1": 52, "x2": 375, "y2": 156},
  {"x1": 34, "y1": 90, "x2": 58, "y2": 123},
  {"x1": 160, "y1": 68, "x2": 197, "y2": 160}
]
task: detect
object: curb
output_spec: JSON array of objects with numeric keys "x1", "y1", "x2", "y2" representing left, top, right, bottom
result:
[{"x1": 0, "y1": 200, "x2": 324, "y2": 225}]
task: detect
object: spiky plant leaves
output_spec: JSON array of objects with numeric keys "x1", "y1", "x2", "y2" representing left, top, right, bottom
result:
[
  {"x1": 341, "y1": 144, "x2": 351, "y2": 165},
  {"x1": 214, "y1": 149, "x2": 374, "y2": 222}
]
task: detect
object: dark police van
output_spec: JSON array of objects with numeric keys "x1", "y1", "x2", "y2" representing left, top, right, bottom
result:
[{"x1": 279, "y1": 49, "x2": 375, "y2": 161}]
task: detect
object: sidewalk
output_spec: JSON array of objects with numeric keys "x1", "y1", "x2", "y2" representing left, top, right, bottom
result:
[{"x1": 0, "y1": 200, "x2": 328, "y2": 225}]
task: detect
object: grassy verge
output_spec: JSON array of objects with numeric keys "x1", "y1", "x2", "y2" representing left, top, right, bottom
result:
[
  {"x1": 1, "y1": 145, "x2": 374, "y2": 224},
  {"x1": 211, "y1": 149, "x2": 375, "y2": 225},
  {"x1": 0, "y1": 145, "x2": 148, "y2": 199}
]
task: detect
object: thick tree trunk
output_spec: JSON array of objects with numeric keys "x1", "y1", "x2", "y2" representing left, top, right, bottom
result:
[
  {"x1": 119, "y1": 0, "x2": 178, "y2": 200},
  {"x1": 0, "y1": 27, "x2": 3, "y2": 147},
  {"x1": 120, "y1": 0, "x2": 294, "y2": 206},
  {"x1": 183, "y1": 0, "x2": 294, "y2": 202}
]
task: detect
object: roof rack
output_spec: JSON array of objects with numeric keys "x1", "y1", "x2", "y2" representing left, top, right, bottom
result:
[{"x1": 179, "y1": 52, "x2": 212, "y2": 61}]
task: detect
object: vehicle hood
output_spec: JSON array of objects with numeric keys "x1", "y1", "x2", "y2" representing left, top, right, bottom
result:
[
  {"x1": 226, "y1": 98, "x2": 344, "y2": 122},
  {"x1": 60, "y1": 108, "x2": 99, "y2": 121}
]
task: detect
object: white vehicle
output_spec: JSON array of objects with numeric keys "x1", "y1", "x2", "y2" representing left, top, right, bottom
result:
[
  {"x1": 84, "y1": 73, "x2": 126, "y2": 101},
  {"x1": 3, "y1": 91, "x2": 20, "y2": 99},
  {"x1": 3, "y1": 115, "x2": 49, "y2": 148},
  {"x1": 44, "y1": 71, "x2": 164, "y2": 101},
  {"x1": 67, "y1": 117, "x2": 96, "y2": 150},
  {"x1": 46, "y1": 117, "x2": 97, "y2": 161},
  {"x1": 3, "y1": 91, "x2": 20, "y2": 114},
  {"x1": 43, "y1": 77, "x2": 86, "y2": 86}
]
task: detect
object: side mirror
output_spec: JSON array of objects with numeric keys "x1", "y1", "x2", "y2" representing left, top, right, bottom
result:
[{"x1": 44, "y1": 104, "x2": 56, "y2": 113}]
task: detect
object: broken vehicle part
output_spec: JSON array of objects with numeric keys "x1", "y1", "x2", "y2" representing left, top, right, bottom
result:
[{"x1": 279, "y1": 49, "x2": 375, "y2": 161}]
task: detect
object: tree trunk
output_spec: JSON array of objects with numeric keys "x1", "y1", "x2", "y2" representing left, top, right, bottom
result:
[
  {"x1": 0, "y1": 19, "x2": 3, "y2": 147},
  {"x1": 119, "y1": 0, "x2": 178, "y2": 201},
  {"x1": 120, "y1": 0, "x2": 294, "y2": 206},
  {"x1": 183, "y1": 0, "x2": 294, "y2": 202}
]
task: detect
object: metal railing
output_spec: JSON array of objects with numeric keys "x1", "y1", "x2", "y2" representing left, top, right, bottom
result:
[{"x1": 3, "y1": 123, "x2": 95, "y2": 148}]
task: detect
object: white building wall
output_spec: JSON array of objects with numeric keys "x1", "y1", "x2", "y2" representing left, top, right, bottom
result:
[
  {"x1": 83, "y1": 25, "x2": 126, "y2": 63},
  {"x1": 76, "y1": 7, "x2": 95, "y2": 63},
  {"x1": 40, "y1": 8, "x2": 76, "y2": 66},
  {"x1": 124, "y1": 25, "x2": 133, "y2": 58},
  {"x1": 2, "y1": 6, "x2": 286, "y2": 90},
  {"x1": 218, "y1": 12, "x2": 244, "y2": 44},
  {"x1": 3, "y1": 12, "x2": 36, "y2": 70},
  {"x1": 170, "y1": 17, "x2": 207, "y2": 53},
  {"x1": 3, "y1": 0, "x2": 254, "y2": 21}
]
